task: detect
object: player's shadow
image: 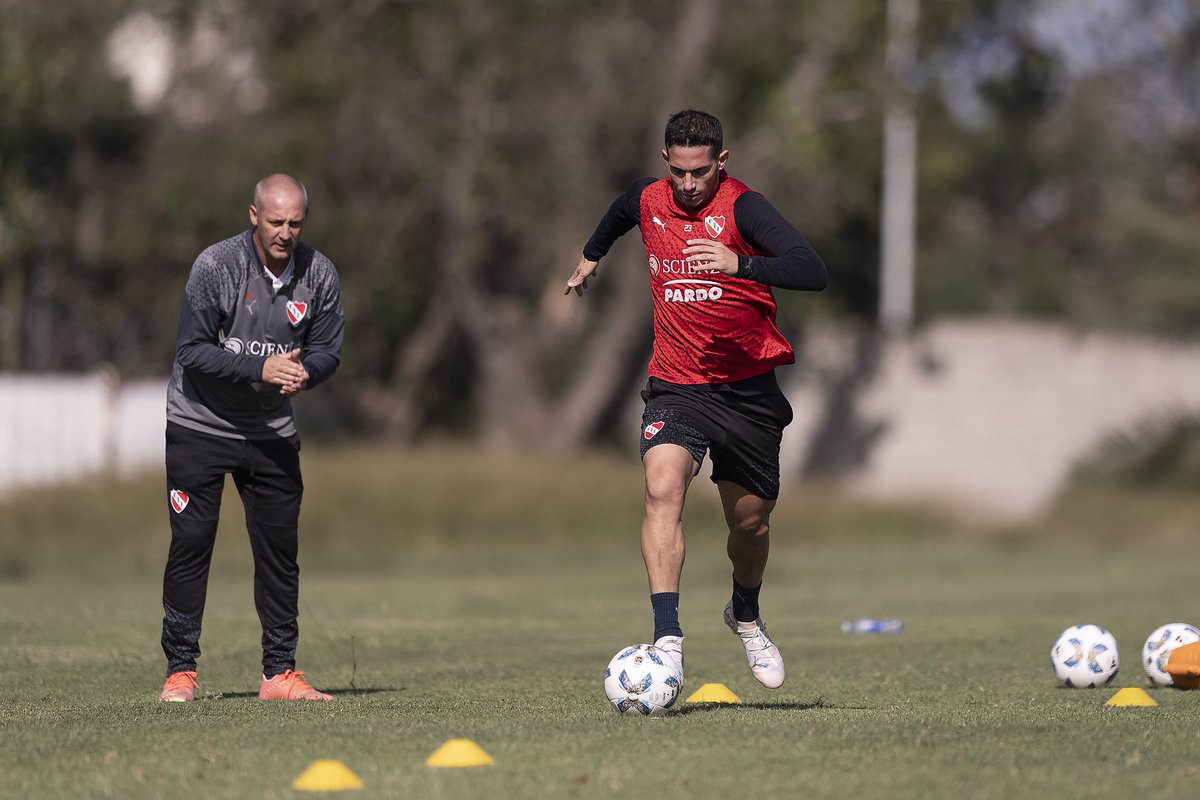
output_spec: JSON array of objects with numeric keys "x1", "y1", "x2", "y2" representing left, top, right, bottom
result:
[
  {"x1": 671, "y1": 697, "x2": 866, "y2": 715},
  {"x1": 198, "y1": 686, "x2": 405, "y2": 700}
]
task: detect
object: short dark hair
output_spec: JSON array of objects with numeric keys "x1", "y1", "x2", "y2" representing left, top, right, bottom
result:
[{"x1": 664, "y1": 110, "x2": 723, "y2": 155}]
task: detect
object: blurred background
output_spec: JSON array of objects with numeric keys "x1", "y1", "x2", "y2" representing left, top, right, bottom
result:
[{"x1": 3, "y1": 0, "x2": 1200, "y2": 521}]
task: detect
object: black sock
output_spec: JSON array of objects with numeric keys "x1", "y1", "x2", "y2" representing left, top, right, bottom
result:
[
  {"x1": 731, "y1": 576, "x2": 761, "y2": 623},
  {"x1": 650, "y1": 592, "x2": 683, "y2": 640}
]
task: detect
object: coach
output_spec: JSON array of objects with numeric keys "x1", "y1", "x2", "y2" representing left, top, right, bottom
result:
[{"x1": 158, "y1": 174, "x2": 344, "y2": 702}]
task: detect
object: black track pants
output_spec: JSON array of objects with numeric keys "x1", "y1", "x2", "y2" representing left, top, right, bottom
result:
[{"x1": 161, "y1": 422, "x2": 304, "y2": 676}]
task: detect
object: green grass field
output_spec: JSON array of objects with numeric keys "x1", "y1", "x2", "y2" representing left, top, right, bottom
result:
[{"x1": 4, "y1": 444, "x2": 1200, "y2": 799}]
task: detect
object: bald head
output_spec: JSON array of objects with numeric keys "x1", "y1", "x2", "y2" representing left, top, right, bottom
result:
[{"x1": 253, "y1": 174, "x2": 308, "y2": 214}]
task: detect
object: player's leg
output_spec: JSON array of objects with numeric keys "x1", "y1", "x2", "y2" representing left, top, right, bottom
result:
[
  {"x1": 709, "y1": 372, "x2": 791, "y2": 688},
  {"x1": 639, "y1": 386, "x2": 708, "y2": 679},
  {"x1": 160, "y1": 423, "x2": 231, "y2": 699},
  {"x1": 236, "y1": 435, "x2": 331, "y2": 700},
  {"x1": 641, "y1": 443, "x2": 697, "y2": 596},
  {"x1": 641, "y1": 442, "x2": 696, "y2": 677},
  {"x1": 720, "y1": 480, "x2": 776, "y2": 615},
  {"x1": 717, "y1": 481, "x2": 786, "y2": 688}
]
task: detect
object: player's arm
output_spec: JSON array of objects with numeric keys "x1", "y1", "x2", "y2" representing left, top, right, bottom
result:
[
  {"x1": 565, "y1": 178, "x2": 652, "y2": 296},
  {"x1": 730, "y1": 192, "x2": 827, "y2": 291}
]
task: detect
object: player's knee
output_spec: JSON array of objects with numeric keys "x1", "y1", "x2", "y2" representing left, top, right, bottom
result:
[
  {"x1": 732, "y1": 516, "x2": 770, "y2": 541},
  {"x1": 644, "y1": 473, "x2": 686, "y2": 510}
]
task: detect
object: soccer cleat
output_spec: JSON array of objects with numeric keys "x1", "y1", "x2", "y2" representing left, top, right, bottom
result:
[
  {"x1": 653, "y1": 635, "x2": 684, "y2": 673},
  {"x1": 724, "y1": 601, "x2": 785, "y2": 689},
  {"x1": 653, "y1": 635, "x2": 685, "y2": 684},
  {"x1": 258, "y1": 669, "x2": 333, "y2": 701},
  {"x1": 159, "y1": 670, "x2": 198, "y2": 702}
]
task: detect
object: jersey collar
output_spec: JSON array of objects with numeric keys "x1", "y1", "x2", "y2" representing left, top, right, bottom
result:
[{"x1": 244, "y1": 229, "x2": 295, "y2": 293}]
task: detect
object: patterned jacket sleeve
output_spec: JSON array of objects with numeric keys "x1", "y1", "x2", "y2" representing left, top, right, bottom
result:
[
  {"x1": 174, "y1": 250, "x2": 266, "y2": 382},
  {"x1": 299, "y1": 253, "x2": 344, "y2": 389}
]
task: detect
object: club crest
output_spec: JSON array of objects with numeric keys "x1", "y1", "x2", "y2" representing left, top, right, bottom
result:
[
  {"x1": 169, "y1": 489, "x2": 190, "y2": 514},
  {"x1": 704, "y1": 215, "x2": 725, "y2": 237},
  {"x1": 644, "y1": 420, "x2": 665, "y2": 440},
  {"x1": 286, "y1": 301, "x2": 308, "y2": 326}
]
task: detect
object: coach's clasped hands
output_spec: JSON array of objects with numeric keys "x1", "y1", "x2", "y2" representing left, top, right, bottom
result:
[{"x1": 263, "y1": 349, "x2": 308, "y2": 396}]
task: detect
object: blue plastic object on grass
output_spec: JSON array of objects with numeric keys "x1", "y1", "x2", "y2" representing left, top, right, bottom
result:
[{"x1": 841, "y1": 618, "x2": 904, "y2": 634}]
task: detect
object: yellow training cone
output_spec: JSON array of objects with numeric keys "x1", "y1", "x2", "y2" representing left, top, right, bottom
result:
[
  {"x1": 291, "y1": 759, "x2": 364, "y2": 791},
  {"x1": 686, "y1": 682, "x2": 741, "y2": 703},
  {"x1": 1105, "y1": 688, "x2": 1158, "y2": 707},
  {"x1": 426, "y1": 738, "x2": 495, "y2": 767}
]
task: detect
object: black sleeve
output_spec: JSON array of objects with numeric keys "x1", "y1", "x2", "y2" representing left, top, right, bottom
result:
[
  {"x1": 582, "y1": 177, "x2": 655, "y2": 261},
  {"x1": 732, "y1": 192, "x2": 828, "y2": 291}
]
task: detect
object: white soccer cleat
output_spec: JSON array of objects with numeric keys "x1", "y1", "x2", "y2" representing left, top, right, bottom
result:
[
  {"x1": 724, "y1": 601, "x2": 785, "y2": 689},
  {"x1": 653, "y1": 635, "x2": 685, "y2": 687}
]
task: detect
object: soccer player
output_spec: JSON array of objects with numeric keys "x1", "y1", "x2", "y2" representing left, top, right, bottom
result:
[
  {"x1": 565, "y1": 110, "x2": 827, "y2": 689},
  {"x1": 158, "y1": 174, "x2": 345, "y2": 702}
]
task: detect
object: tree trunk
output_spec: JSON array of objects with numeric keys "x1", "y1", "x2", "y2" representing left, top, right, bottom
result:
[
  {"x1": 550, "y1": 0, "x2": 722, "y2": 449},
  {"x1": 357, "y1": 281, "x2": 460, "y2": 440}
]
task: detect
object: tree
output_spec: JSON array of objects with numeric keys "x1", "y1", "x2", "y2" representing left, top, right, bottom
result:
[
  {"x1": 7, "y1": 0, "x2": 1200, "y2": 450},
  {"x1": 0, "y1": 0, "x2": 151, "y2": 371}
]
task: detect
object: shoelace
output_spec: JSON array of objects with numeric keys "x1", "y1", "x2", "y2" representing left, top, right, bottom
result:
[
  {"x1": 275, "y1": 670, "x2": 310, "y2": 686},
  {"x1": 274, "y1": 670, "x2": 328, "y2": 698},
  {"x1": 740, "y1": 626, "x2": 777, "y2": 659},
  {"x1": 163, "y1": 673, "x2": 197, "y2": 695}
]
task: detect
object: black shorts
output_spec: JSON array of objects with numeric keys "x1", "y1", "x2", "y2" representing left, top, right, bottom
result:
[{"x1": 639, "y1": 370, "x2": 793, "y2": 500}]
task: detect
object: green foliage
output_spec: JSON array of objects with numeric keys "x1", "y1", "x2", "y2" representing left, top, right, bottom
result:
[
  {"x1": 5, "y1": 0, "x2": 1200, "y2": 433},
  {"x1": 1071, "y1": 416, "x2": 1200, "y2": 490},
  {"x1": 1070, "y1": 196, "x2": 1200, "y2": 334},
  {"x1": 0, "y1": 0, "x2": 152, "y2": 369}
]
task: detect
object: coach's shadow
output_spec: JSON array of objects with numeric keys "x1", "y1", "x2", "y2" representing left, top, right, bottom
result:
[{"x1": 200, "y1": 686, "x2": 404, "y2": 700}]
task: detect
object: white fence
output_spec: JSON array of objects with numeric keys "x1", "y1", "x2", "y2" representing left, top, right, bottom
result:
[{"x1": 0, "y1": 372, "x2": 166, "y2": 495}]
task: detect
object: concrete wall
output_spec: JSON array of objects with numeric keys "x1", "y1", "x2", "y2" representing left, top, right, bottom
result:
[{"x1": 782, "y1": 319, "x2": 1200, "y2": 520}]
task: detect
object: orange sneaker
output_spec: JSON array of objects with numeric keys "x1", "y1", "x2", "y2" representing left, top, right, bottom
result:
[
  {"x1": 159, "y1": 670, "x2": 198, "y2": 702},
  {"x1": 258, "y1": 669, "x2": 333, "y2": 701}
]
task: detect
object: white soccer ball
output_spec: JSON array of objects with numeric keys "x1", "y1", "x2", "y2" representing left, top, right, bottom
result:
[
  {"x1": 1050, "y1": 624, "x2": 1119, "y2": 688},
  {"x1": 604, "y1": 643, "x2": 681, "y2": 716},
  {"x1": 1142, "y1": 622, "x2": 1200, "y2": 687}
]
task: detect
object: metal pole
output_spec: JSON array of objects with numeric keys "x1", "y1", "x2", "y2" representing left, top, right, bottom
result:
[{"x1": 880, "y1": 0, "x2": 920, "y2": 335}]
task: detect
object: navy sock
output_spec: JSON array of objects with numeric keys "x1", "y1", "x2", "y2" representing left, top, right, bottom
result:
[
  {"x1": 731, "y1": 576, "x2": 761, "y2": 623},
  {"x1": 650, "y1": 592, "x2": 683, "y2": 640}
]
